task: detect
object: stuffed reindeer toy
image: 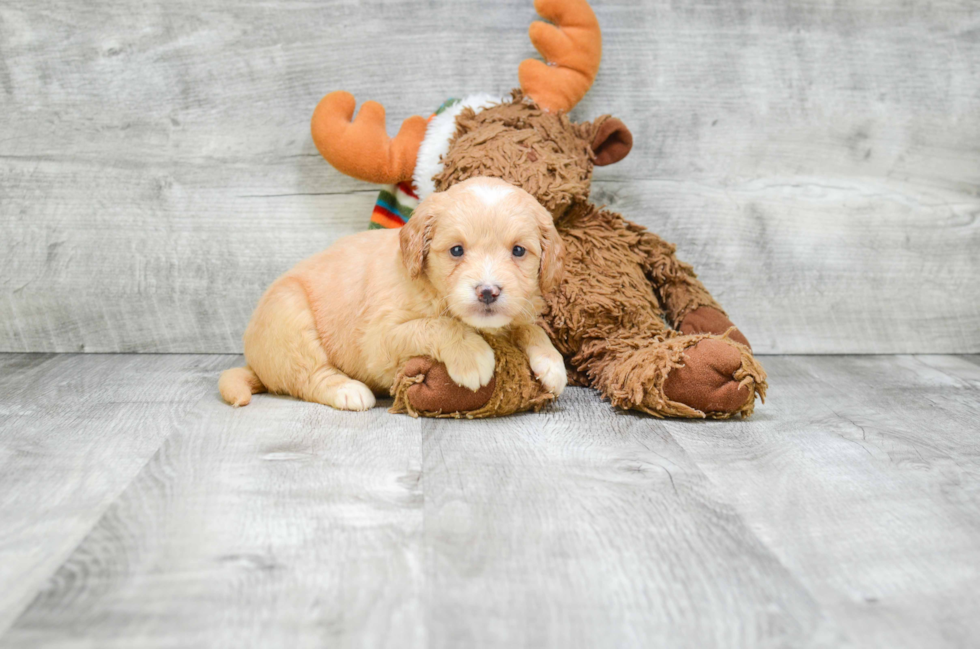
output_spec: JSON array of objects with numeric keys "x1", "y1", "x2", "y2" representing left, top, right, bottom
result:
[{"x1": 310, "y1": 0, "x2": 766, "y2": 418}]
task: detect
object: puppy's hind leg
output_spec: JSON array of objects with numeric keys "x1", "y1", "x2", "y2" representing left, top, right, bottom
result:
[
  {"x1": 244, "y1": 277, "x2": 375, "y2": 411},
  {"x1": 303, "y1": 365, "x2": 376, "y2": 412}
]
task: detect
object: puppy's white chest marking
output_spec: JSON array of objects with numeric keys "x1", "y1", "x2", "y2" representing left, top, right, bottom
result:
[{"x1": 468, "y1": 183, "x2": 514, "y2": 206}]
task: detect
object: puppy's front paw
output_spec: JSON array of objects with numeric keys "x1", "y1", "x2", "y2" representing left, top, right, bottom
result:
[
  {"x1": 442, "y1": 334, "x2": 496, "y2": 392},
  {"x1": 529, "y1": 347, "x2": 567, "y2": 396}
]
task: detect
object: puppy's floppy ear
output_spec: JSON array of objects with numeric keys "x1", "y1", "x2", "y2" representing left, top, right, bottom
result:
[
  {"x1": 400, "y1": 192, "x2": 440, "y2": 279},
  {"x1": 531, "y1": 201, "x2": 564, "y2": 295}
]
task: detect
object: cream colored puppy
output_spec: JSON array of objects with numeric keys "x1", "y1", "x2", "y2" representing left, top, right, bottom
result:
[{"x1": 220, "y1": 177, "x2": 567, "y2": 411}]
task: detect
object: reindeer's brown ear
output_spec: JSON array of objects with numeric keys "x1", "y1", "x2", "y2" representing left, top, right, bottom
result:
[
  {"x1": 400, "y1": 194, "x2": 441, "y2": 279},
  {"x1": 591, "y1": 116, "x2": 633, "y2": 166}
]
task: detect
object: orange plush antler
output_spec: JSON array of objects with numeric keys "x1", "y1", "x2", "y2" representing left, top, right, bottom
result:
[
  {"x1": 519, "y1": 0, "x2": 602, "y2": 113},
  {"x1": 311, "y1": 91, "x2": 428, "y2": 184}
]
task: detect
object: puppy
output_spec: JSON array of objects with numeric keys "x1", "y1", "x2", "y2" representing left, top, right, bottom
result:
[{"x1": 219, "y1": 176, "x2": 567, "y2": 411}]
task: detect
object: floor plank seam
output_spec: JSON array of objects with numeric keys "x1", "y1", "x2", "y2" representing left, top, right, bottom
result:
[{"x1": 0, "y1": 374, "x2": 220, "y2": 641}]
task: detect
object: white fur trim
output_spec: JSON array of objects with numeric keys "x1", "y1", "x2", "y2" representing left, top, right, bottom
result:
[{"x1": 412, "y1": 93, "x2": 505, "y2": 200}]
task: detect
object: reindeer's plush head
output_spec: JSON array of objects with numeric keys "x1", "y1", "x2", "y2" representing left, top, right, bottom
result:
[
  {"x1": 429, "y1": 90, "x2": 630, "y2": 216},
  {"x1": 311, "y1": 0, "x2": 632, "y2": 218}
]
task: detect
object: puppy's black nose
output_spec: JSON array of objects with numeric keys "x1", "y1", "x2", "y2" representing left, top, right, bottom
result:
[{"x1": 476, "y1": 284, "x2": 501, "y2": 305}]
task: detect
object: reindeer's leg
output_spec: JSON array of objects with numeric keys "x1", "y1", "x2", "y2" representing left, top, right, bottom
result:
[
  {"x1": 547, "y1": 205, "x2": 765, "y2": 418},
  {"x1": 390, "y1": 332, "x2": 555, "y2": 418},
  {"x1": 629, "y1": 221, "x2": 752, "y2": 348},
  {"x1": 575, "y1": 330, "x2": 765, "y2": 419}
]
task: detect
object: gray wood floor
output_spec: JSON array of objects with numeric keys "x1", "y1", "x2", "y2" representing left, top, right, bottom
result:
[{"x1": 1, "y1": 353, "x2": 978, "y2": 648}]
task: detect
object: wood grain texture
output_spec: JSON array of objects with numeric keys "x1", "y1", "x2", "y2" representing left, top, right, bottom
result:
[
  {"x1": 1, "y1": 0, "x2": 978, "y2": 353},
  {"x1": 921, "y1": 354, "x2": 980, "y2": 386},
  {"x1": 0, "y1": 353, "x2": 226, "y2": 637},
  {"x1": 1, "y1": 353, "x2": 979, "y2": 647},
  {"x1": 4, "y1": 368, "x2": 425, "y2": 649},
  {"x1": 662, "y1": 355, "x2": 980, "y2": 648},
  {"x1": 419, "y1": 388, "x2": 839, "y2": 649}
]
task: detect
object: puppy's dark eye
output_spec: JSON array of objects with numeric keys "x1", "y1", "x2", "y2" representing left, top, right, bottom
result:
[
  {"x1": 450, "y1": 245, "x2": 464, "y2": 257},
  {"x1": 512, "y1": 245, "x2": 526, "y2": 257}
]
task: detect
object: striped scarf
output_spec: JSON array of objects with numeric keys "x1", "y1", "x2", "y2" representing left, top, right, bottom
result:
[{"x1": 368, "y1": 181, "x2": 419, "y2": 229}]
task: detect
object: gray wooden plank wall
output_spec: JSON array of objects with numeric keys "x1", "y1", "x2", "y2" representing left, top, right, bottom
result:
[
  {"x1": 2, "y1": 0, "x2": 979, "y2": 354},
  {"x1": 1, "y1": 353, "x2": 978, "y2": 647}
]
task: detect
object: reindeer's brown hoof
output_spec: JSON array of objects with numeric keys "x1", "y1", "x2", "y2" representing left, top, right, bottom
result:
[
  {"x1": 679, "y1": 306, "x2": 751, "y2": 349},
  {"x1": 663, "y1": 338, "x2": 753, "y2": 414},
  {"x1": 403, "y1": 357, "x2": 496, "y2": 414}
]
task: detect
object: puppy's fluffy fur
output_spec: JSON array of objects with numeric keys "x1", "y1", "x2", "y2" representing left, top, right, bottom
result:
[{"x1": 220, "y1": 177, "x2": 567, "y2": 411}]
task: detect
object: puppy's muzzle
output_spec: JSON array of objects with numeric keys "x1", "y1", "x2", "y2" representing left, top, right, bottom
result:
[{"x1": 476, "y1": 284, "x2": 501, "y2": 305}]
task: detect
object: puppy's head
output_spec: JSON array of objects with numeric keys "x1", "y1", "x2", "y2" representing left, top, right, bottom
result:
[{"x1": 400, "y1": 177, "x2": 563, "y2": 330}]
